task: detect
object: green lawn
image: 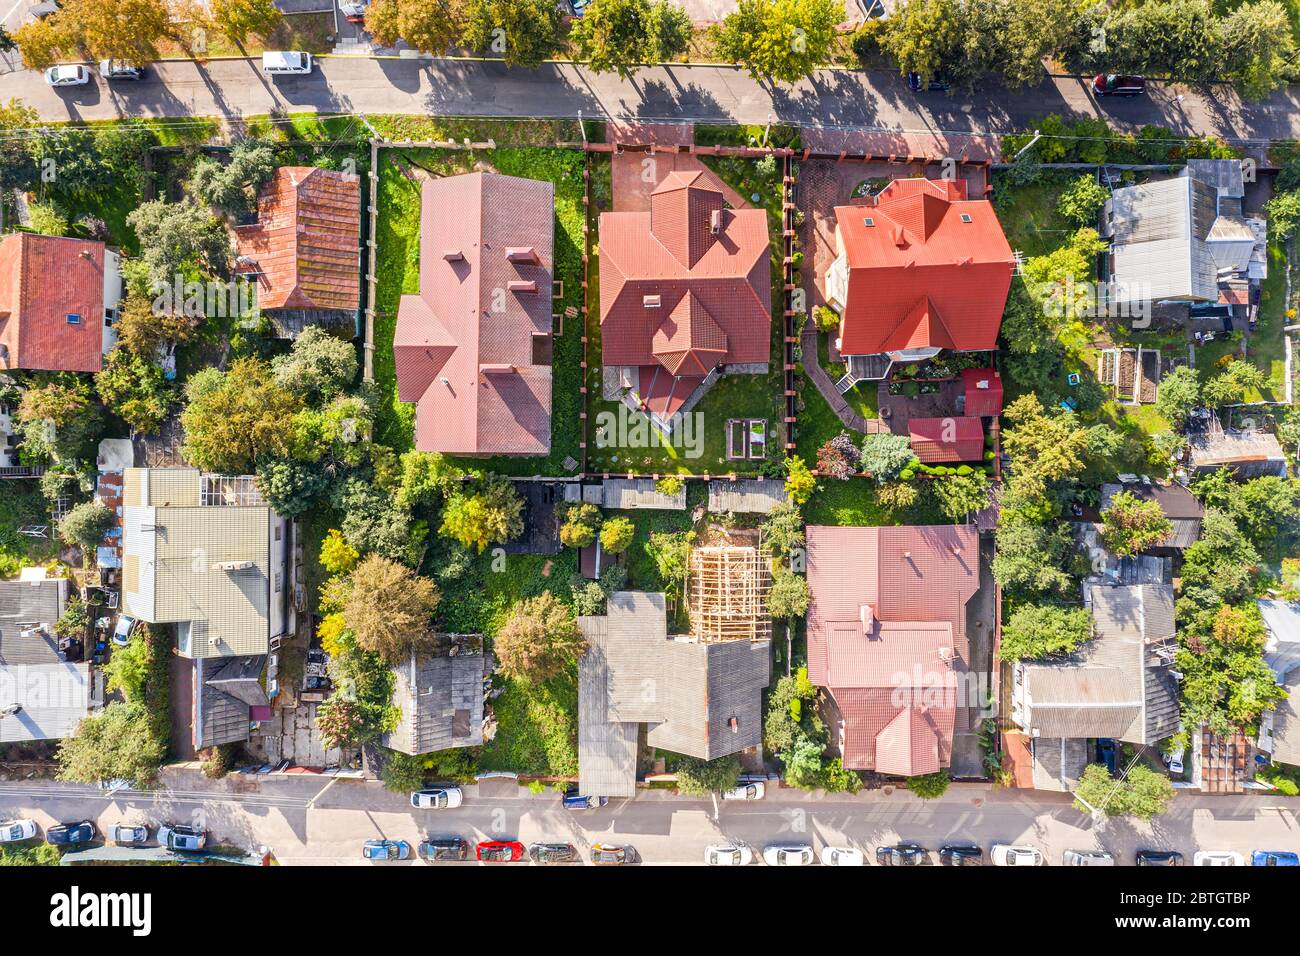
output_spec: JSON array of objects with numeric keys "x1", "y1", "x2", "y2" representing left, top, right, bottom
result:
[
  {"x1": 370, "y1": 143, "x2": 586, "y2": 474},
  {"x1": 477, "y1": 673, "x2": 579, "y2": 776},
  {"x1": 0, "y1": 480, "x2": 58, "y2": 577}
]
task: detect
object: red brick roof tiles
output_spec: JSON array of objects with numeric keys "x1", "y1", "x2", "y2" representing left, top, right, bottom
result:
[
  {"x1": 394, "y1": 172, "x2": 554, "y2": 455},
  {"x1": 961, "y1": 367, "x2": 1004, "y2": 417},
  {"x1": 908, "y1": 416, "x2": 985, "y2": 464},
  {"x1": 0, "y1": 232, "x2": 106, "y2": 373},
  {"x1": 234, "y1": 166, "x2": 361, "y2": 313},
  {"x1": 833, "y1": 178, "x2": 1015, "y2": 357}
]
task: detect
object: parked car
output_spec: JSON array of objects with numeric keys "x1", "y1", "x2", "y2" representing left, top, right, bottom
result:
[
  {"x1": 0, "y1": 819, "x2": 38, "y2": 843},
  {"x1": 1194, "y1": 850, "x2": 1244, "y2": 866},
  {"x1": 98, "y1": 61, "x2": 145, "y2": 80},
  {"x1": 562, "y1": 788, "x2": 608, "y2": 810},
  {"x1": 109, "y1": 823, "x2": 150, "y2": 846},
  {"x1": 46, "y1": 821, "x2": 95, "y2": 846},
  {"x1": 476, "y1": 840, "x2": 525, "y2": 863},
  {"x1": 339, "y1": 0, "x2": 368, "y2": 22},
  {"x1": 157, "y1": 824, "x2": 207, "y2": 852},
  {"x1": 705, "y1": 844, "x2": 753, "y2": 866},
  {"x1": 1093, "y1": 74, "x2": 1146, "y2": 97},
  {"x1": 907, "y1": 71, "x2": 950, "y2": 93},
  {"x1": 590, "y1": 842, "x2": 633, "y2": 865},
  {"x1": 1136, "y1": 849, "x2": 1183, "y2": 866},
  {"x1": 876, "y1": 843, "x2": 928, "y2": 866},
  {"x1": 1062, "y1": 849, "x2": 1114, "y2": 866},
  {"x1": 763, "y1": 844, "x2": 814, "y2": 867},
  {"x1": 112, "y1": 614, "x2": 138, "y2": 648},
  {"x1": 261, "y1": 51, "x2": 313, "y2": 76},
  {"x1": 1251, "y1": 850, "x2": 1299, "y2": 866},
  {"x1": 529, "y1": 842, "x2": 580, "y2": 865},
  {"x1": 410, "y1": 787, "x2": 463, "y2": 809},
  {"x1": 939, "y1": 844, "x2": 984, "y2": 866},
  {"x1": 721, "y1": 782, "x2": 765, "y2": 801},
  {"x1": 991, "y1": 844, "x2": 1044, "y2": 866},
  {"x1": 417, "y1": 837, "x2": 468, "y2": 862},
  {"x1": 362, "y1": 839, "x2": 410, "y2": 861},
  {"x1": 44, "y1": 65, "x2": 91, "y2": 87},
  {"x1": 820, "y1": 846, "x2": 865, "y2": 866}
]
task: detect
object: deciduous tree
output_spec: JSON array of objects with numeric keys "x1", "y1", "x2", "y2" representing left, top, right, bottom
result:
[
  {"x1": 713, "y1": 0, "x2": 843, "y2": 85},
  {"x1": 210, "y1": 0, "x2": 283, "y2": 45},
  {"x1": 1100, "y1": 490, "x2": 1173, "y2": 558},
  {"x1": 1000, "y1": 603, "x2": 1092, "y2": 661},
  {"x1": 439, "y1": 476, "x2": 525, "y2": 552},
  {"x1": 570, "y1": 0, "x2": 691, "y2": 79},
  {"x1": 343, "y1": 554, "x2": 441, "y2": 663},
  {"x1": 459, "y1": 0, "x2": 565, "y2": 66},
  {"x1": 180, "y1": 357, "x2": 303, "y2": 474},
  {"x1": 494, "y1": 592, "x2": 585, "y2": 682}
]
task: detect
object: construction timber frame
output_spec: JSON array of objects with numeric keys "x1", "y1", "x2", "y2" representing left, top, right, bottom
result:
[{"x1": 688, "y1": 545, "x2": 773, "y2": 643}]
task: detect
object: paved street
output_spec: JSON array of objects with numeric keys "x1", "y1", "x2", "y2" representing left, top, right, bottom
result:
[
  {"x1": 1, "y1": 56, "x2": 1300, "y2": 148},
  {"x1": 0, "y1": 771, "x2": 1296, "y2": 864}
]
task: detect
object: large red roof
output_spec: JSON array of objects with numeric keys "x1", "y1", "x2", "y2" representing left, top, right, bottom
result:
[
  {"x1": 394, "y1": 172, "x2": 554, "y2": 456},
  {"x1": 832, "y1": 178, "x2": 1014, "y2": 356},
  {"x1": 235, "y1": 166, "x2": 361, "y2": 313},
  {"x1": 908, "y1": 416, "x2": 985, "y2": 464},
  {"x1": 0, "y1": 233, "x2": 106, "y2": 373},
  {"x1": 598, "y1": 171, "x2": 771, "y2": 411},
  {"x1": 806, "y1": 524, "x2": 980, "y2": 775}
]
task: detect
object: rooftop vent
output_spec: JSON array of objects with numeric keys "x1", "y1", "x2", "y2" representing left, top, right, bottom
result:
[
  {"x1": 212, "y1": 560, "x2": 255, "y2": 572},
  {"x1": 893, "y1": 224, "x2": 907, "y2": 247},
  {"x1": 643, "y1": 294, "x2": 662, "y2": 309},
  {"x1": 860, "y1": 604, "x2": 874, "y2": 634},
  {"x1": 507, "y1": 279, "x2": 538, "y2": 294},
  {"x1": 506, "y1": 247, "x2": 539, "y2": 264},
  {"x1": 442, "y1": 250, "x2": 464, "y2": 262},
  {"x1": 710, "y1": 209, "x2": 721, "y2": 235},
  {"x1": 728, "y1": 716, "x2": 739, "y2": 734}
]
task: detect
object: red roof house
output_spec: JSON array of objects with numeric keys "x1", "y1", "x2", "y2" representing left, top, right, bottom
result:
[
  {"x1": 394, "y1": 172, "x2": 554, "y2": 456},
  {"x1": 908, "y1": 416, "x2": 985, "y2": 464},
  {"x1": 806, "y1": 524, "x2": 981, "y2": 776},
  {"x1": 823, "y1": 178, "x2": 1014, "y2": 360},
  {"x1": 598, "y1": 170, "x2": 771, "y2": 418},
  {"x1": 0, "y1": 232, "x2": 114, "y2": 373},
  {"x1": 960, "y1": 367, "x2": 1004, "y2": 417},
  {"x1": 234, "y1": 166, "x2": 361, "y2": 335}
]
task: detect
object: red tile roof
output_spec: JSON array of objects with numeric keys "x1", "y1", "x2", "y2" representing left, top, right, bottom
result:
[
  {"x1": 234, "y1": 166, "x2": 361, "y2": 313},
  {"x1": 806, "y1": 524, "x2": 980, "y2": 775},
  {"x1": 961, "y1": 367, "x2": 1003, "y2": 417},
  {"x1": 908, "y1": 416, "x2": 985, "y2": 464},
  {"x1": 394, "y1": 172, "x2": 554, "y2": 455},
  {"x1": 832, "y1": 178, "x2": 1014, "y2": 356},
  {"x1": 0, "y1": 233, "x2": 106, "y2": 373},
  {"x1": 598, "y1": 171, "x2": 770, "y2": 387}
]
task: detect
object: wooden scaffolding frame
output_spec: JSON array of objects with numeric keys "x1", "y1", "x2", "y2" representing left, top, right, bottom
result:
[{"x1": 688, "y1": 545, "x2": 773, "y2": 643}]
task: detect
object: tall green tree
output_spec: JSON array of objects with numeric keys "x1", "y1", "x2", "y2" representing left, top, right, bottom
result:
[
  {"x1": 365, "y1": 0, "x2": 461, "y2": 53},
  {"x1": 713, "y1": 0, "x2": 844, "y2": 85},
  {"x1": 180, "y1": 357, "x2": 303, "y2": 474},
  {"x1": 569, "y1": 0, "x2": 691, "y2": 79},
  {"x1": 494, "y1": 592, "x2": 585, "y2": 683},
  {"x1": 1100, "y1": 490, "x2": 1173, "y2": 557},
  {"x1": 459, "y1": 0, "x2": 565, "y2": 66},
  {"x1": 210, "y1": 0, "x2": 283, "y2": 45}
]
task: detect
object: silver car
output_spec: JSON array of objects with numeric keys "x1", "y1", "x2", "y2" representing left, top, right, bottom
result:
[{"x1": 109, "y1": 823, "x2": 150, "y2": 846}]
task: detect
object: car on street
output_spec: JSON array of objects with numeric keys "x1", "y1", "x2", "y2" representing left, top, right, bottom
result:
[
  {"x1": 1093, "y1": 74, "x2": 1146, "y2": 97},
  {"x1": 705, "y1": 844, "x2": 753, "y2": 866},
  {"x1": 109, "y1": 824, "x2": 150, "y2": 846},
  {"x1": 562, "y1": 788, "x2": 608, "y2": 810},
  {"x1": 1062, "y1": 849, "x2": 1114, "y2": 866},
  {"x1": 98, "y1": 61, "x2": 145, "y2": 80},
  {"x1": 261, "y1": 51, "x2": 313, "y2": 76},
  {"x1": 410, "y1": 787, "x2": 463, "y2": 809},
  {"x1": 529, "y1": 842, "x2": 580, "y2": 865},
  {"x1": 157, "y1": 824, "x2": 207, "y2": 852},
  {"x1": 1194, "y1": 850, "x2": 1244, "y2": 866},
  {"x1": 991, "y1": 844, "x2": 1044, "y2": 866},
  {"x1": 939, "y1": 844, "x2": 984, "y2": 866},
  {"x1": 112, "y1": 614, "x2": 138, "y2": 648},
  {"x1": 44, "y1": 65, "x2": 91, "y2": 88},
  {"x1": 820, "y1": 846, "x2": 865, "y2": 866},
  {"x1": 876, "y1": 843, "x2": 929, "y2": 866},
  {"x1": 721, "y1": 782, "x2": 765, "y2": 801},
  {"x1": 46, "y1": 821, "x2": 95, "y2": 846},
  {"x1": 0, "y1": 819, "x2": 38, "y2": 843},
  {"x1": 590, "y1": 842, "x2": 633, "y2": 865},
  {"x1": 362, "y1": 839, "x2": 410, "y2": 861},
  {"x1": 476, "y1": 840, "x2": 525, "y2": 863},
  {"x1": 1136, "y1": 849, "x2": 1183, "y2": 866},
  {"x1": 907, "y1": 72, "x2": 950, "y2": 93},
  {"x1": 340, "y1": 0, "x2": 368, "y2": 22},
  {"x1": 417, "y1": 837, "x2": 469, "y2": 862},
  {"x1": 1251, "y1": 850, "x2": 1299, "y2": 866},
  {"x1": 763, "y1": 844, "x2": 814, "y2": 867}
]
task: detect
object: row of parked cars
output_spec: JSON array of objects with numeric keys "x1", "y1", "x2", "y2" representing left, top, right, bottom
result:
[
  {"x1": 1, "y1": 818, "x2": 207, "y2": 851},
  {"x1": 363, "y1": 838, "x2": 636, "y2": 865},
  {"x1": 742, "y1": 842, "x2": 1299, "y2": 867},
  {"x1": 45, "y1": 52, "x2": 316, "y2": 88}
]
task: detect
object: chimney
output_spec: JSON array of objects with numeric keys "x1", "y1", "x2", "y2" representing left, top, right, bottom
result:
[
  {"x1": 480, "y1": 364, "x2": 515, "y2": 376},
  {"x1": 442, "y1": 250, "x2": 464, "y2": 262},
  {"x1": 506, "y1": 247, "x2": 539, "y2": 265},
  {"x1": 710, "y1": 209, "x2": 721, "y2": 235},
  {"x1": 859, "y1": 604, "x2": 874, "y2": 634},
  {"x1": 507, "y1": 280, "x2": 538, "y2": 293},
  {"x1": 643, "y1": 294, "x2": 662, "y2": 309},
  {"x1": 950, "y1": 544, "x2": 963, "y2": 557},
  {"x1": 892, "y1": 223, "x2": 907, "y2": 247},
  {"x1": 903, "y1": 551, "x2": 912, "y2": 560},
  {"x1": 728, "y1": 716, "x2": 739, "y2": 734}
]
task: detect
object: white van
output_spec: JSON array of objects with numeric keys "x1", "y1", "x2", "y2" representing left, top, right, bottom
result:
[{"x1": 262, "y1": 51, "x2": 314, "y2": 76}]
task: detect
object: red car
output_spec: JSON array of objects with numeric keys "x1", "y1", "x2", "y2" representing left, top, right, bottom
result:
[
  {"x1": 1093, "y1": 74, "x2": 1146, "y2": 97},
  {"x1": 476, "y1": 840, "x2": 525, "y2": 863}
]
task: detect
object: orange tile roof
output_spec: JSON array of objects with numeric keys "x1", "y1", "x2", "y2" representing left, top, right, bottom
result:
[
  {"x1": 833, "y1": 178, "x2": 1015, "y2": 356},
  {"x1": 234, "y1": 166, "x2": 361, "y2": 313},
  {"x1": 0, "y1": 233, "x2": 106, "y2": 373},
  {"x1": 908, "y1": 416, "x2": 985, "y2": 464},
  {"x1": 394, "y1": 172, "x2": 554, "y2": 456},
  {"x1": 960, "y1": 368, "x2": 1003, "y2": 417}
]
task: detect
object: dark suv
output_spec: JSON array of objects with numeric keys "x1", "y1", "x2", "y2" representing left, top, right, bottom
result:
[
  {"x1": 876, "y1": 843, "x2": 929, "y2": 866},
  {"x1": 418, "y1": 837, "x2": 469, "y2": 862},
  {"x1": 529, "y1": 842, "x2": 579, "y2": 864}
]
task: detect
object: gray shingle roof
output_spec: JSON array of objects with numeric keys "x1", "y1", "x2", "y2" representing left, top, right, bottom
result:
[
  {"x1": 1268, "y1": 669, "x2": 1300, "y2": 767},
  {"x1": 0, "y1": 577, "x2": 68, "y2": 665},
  {"x1": 707, "y1": 479, "x2": 788, "y2": 514},
  {"x1": 1030, "y1": 736, "x2": 1089, "y2": 792},
  {"x1": 195, "y1": 655, "x2": 268, "y2": 750},
  {"x1": 382, "y1": 648, "x2": 488, "y2": 756}
]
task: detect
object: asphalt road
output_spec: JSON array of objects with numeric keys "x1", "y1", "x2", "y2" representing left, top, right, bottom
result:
[
  {"x1": 3, "y1": 56, "x2": 1300, "y2": 147},
  {"x1": 0, "y1": 771, "x2": 1296, "y2": 865}
]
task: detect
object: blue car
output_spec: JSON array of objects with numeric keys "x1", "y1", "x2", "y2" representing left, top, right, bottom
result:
[
  {"x1": 1252, "y1": 850, "x2": 1299, "y2": 866},
  {"x1": 46, "y1": 821, "x2": 96, "y2": 846},
  {"x1": 363, "y1": 839, "x2": 411, "y2": 861},
  {"x1": 563, "y1": 787, "x2": 608, "y2": 810}
]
